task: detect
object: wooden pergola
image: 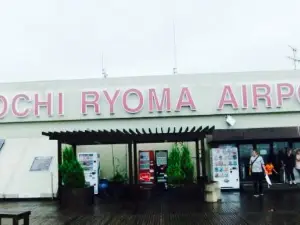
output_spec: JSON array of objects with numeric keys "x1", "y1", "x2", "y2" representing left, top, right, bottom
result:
[{"x1": 42, "y1": 125, "x2": 215, "y2": 188}]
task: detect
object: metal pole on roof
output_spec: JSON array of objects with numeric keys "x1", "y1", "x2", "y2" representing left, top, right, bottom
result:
[
  {"x1": 172, "y1": 19, "x2": 178, "y2": 75},
  {"x1": 172, "y1": 1, "x2": 178, "y2": 75},
  {"x1": 287, "y1": 45, "x2": 300, "y2": 70},
  {"x1": 102, "y1": 54, "x2": 108, "y2": 78}
]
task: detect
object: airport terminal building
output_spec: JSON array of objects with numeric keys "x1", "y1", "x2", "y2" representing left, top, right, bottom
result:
[{"x1": 1, "y1": 70, "x2": 300, "y2": 198}]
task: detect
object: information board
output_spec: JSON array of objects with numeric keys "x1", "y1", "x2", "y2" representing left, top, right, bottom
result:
[{"x1": 30, "y1": 156, "x2": 53, "y2": 171}]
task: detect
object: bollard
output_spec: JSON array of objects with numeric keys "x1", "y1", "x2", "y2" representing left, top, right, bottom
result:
[
  {"x1": 214, "y1": 181, "x2": 221, "y2": 201},
  {"x1": 204, "y1": 182, "x2": 218, "y2": 203}
]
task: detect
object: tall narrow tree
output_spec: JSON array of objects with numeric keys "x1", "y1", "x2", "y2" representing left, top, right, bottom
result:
[
  {"x1": 167, "y1": 144, "x2": 183, "y2": 184},
  {"x1": 180, "y1": 144, "x2": 194, "y2": 183}
]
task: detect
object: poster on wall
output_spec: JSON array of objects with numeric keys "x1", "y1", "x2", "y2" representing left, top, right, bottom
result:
[
  {"x1": 0, "y1": 139, "x2": 4, "y2": 152},
  {"x1": 30, "y1": 156, "x2": 53, "y2": 171},
  {"x1": 77, "y1": 152, "x2": 100, "y2": 194},
  {"x1": 211, "y1": 146, "x2": 240, "y2": 189},
  {"x1": 293, "y1": 149, "x2": 300, "y2": 183}
]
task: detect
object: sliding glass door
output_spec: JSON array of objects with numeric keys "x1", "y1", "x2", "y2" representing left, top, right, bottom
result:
[{"x1": 239, "y1": 144, "x2": 253, "y2": 181}]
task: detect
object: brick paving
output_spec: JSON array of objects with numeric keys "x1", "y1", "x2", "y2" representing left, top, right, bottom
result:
[{"x1": 0, "y1": 190, "x2": 300, "y2": 224}]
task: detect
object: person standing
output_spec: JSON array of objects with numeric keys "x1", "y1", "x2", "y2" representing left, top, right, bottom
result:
[
  {"x1": 249, "y1": 149, "x2": 266, "y2": 197},
  {"x1": 284, "y1": 149, "x2": 296, "y2": 185}
]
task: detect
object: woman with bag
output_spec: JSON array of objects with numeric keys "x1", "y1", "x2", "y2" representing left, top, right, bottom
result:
[{"x1": 249, "y1": 149, "x2": 267, "y2": 197}]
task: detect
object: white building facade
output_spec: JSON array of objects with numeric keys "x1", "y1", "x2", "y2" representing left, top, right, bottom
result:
[{"x1": 0, "y1": 70, "x2": 300, "y2": 198}]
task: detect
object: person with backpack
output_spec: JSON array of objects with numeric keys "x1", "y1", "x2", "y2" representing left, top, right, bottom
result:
[{"x1": 249, "y1": 149, "x2": 267, "y2": 197}]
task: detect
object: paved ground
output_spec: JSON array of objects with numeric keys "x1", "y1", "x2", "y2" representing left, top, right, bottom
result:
[{"x1": 0, "y1": 189, "x2": 300, "y2": 225}]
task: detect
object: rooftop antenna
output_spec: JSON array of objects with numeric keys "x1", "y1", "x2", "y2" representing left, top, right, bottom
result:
[
  {"x1": 172, "y1": 19, "x2": 178, "y2": 75},
  {"x1": 101, "y1": 54, "x2": 108, "y2": 78},
  {"x1": 287, "y1": 45, "x2": 300, "y2": 70}
]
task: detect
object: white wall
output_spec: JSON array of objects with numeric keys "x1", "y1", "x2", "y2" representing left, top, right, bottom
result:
[
  {"x1": 1, "y1": 70, "x2": 300, "y2": 123},
  {"x1": 1, "y1": 112, "x2": 300, "y2": 141},
  {"x1": 0, "y1": 138, "x2": 57, "y2": 198}
]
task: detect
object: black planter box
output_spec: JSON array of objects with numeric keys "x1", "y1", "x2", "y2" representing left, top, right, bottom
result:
[
  {"x1": 59, "y1": 186, "x2": 94, "y2": 209},
  {"x1": 109, "y1": 182, "x2": 125, "y2": 200}
]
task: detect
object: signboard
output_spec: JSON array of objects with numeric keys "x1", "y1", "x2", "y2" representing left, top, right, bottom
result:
[
  {"x1": 30, "y1": 156, "x2": 53, "y2": 171},
  {"x1": 1, "y1": 71, "x2": 300, "y2": 124}
]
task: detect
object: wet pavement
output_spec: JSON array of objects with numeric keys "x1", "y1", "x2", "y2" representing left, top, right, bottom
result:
[{"x1": 0, "y1": 190, "x2": 300, "y2": 224}]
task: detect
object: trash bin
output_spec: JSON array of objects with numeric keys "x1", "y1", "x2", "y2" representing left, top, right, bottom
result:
[{"x1": 98, "y1": 179, "x2": 109, "y2": 198}]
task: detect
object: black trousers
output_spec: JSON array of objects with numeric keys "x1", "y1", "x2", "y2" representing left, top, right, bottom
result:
[
  {"x1": 285, "y1": 167, "x2": 295, "y2": 182},
  {"x1": 252, "y1": 172, "x2": 264, "y2": 195}
]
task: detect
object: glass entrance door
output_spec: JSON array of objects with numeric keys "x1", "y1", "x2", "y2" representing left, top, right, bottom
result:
[
  {"x1": 239, "y1": 144, "x2": 253, "y2": 181},
  {"x1": 256, "y1": 143, "x2": 271, "y2": 163}
]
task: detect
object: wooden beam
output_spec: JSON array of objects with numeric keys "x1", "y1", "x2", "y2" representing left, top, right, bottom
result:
[
  {"x1": 133, "y1": 142, "x2": 138, "y2": 184},
  {"x1": 57, "y1": 141, "x2": 62, "y2": 200},
  {"x1": 195, "y1": 140, "x2": 200, "y2": 184},
  {"x1": 72, "y1": 144, "x2": 77, "y2": 157},
  {"x1": 184, "y1": 127, "x2": 189, "y2": 133},
  {"x1": 42, "y1": 126, "x2": 215, "y2": 146},
  {"x1": 200, "y1": 138, "x2": 206, "y2": 179},
  {"x1": 128, "y1": 142, "x2": 133, "y2": 185}
]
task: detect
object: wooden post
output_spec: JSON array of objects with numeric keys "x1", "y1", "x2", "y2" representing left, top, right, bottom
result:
[
  {"x1": 195, "y1": 140, "x2": 200, "y2": 184},
  {"x1": 57, "y1": 141, "x2": 62, "y2": 199},
  {"x1": 72, "y1": 144, "x2": 77, "y2": 157},
  {"x1": 133, "y1": 142, "x2": 138, "y2": 184},
  {"x1": 200, "y1": 138, "x2": 207, "y2": 180},
  {"x1": 128, "y1": 142, "x2": 133, "y2": 185}
]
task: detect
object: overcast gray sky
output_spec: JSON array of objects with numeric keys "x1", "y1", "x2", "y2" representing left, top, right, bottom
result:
[{"x1": 0, "y1": 0, "x2": 299, "y2": 82}]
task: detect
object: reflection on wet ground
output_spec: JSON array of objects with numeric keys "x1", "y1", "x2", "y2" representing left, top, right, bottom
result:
[{"x1": 0, "y1": 190, "x2": 299, "y2": 224}]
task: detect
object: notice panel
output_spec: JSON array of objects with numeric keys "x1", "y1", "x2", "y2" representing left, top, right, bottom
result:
[{"x1": 30, "y1": 156, "x2": 53, "y2": 172}]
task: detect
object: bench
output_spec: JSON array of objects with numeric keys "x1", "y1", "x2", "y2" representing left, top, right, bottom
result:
[{"x1": 0, "y1": 210, "x2": 31, "y2": 225}]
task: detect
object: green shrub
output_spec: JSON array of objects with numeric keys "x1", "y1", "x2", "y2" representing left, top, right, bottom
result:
[
  {"x1": 180, "y1": 144, "x2": 194, "y2": 183},
  {"x1": 110, "y1": 171, "x2": 126, "y2": 183},
  {"x1": 59, "y1": 146, "x2": 86, "y2": 188},
  {"x1": 167, "y1": 144, "x2": 184, "y2": 184}
]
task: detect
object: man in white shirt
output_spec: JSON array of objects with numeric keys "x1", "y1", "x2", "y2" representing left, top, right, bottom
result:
[{"x1": 249, "y1": 149, "x2": 266, "y2": 197}]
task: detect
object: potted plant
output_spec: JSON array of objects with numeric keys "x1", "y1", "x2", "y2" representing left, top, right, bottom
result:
[
  {"x1": 59, "y1": 146, "x2": 94, "y2": 208},
  {"x1": 180, "y1": 144, "x2": 194, "y2": 184},
  {"x1": 167, "y1": 144, "x2": 184, "y2": 187},
  {"x1": 109, "y1": 168, "x2": 127, "y2": 199}
]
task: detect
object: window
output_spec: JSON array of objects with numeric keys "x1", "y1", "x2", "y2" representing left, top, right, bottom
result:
[
  {"x1": 273, "y1": 142, "x2": 288, "y2": 155},
  {"x1": 256, "y1": 144, "x2": 271, "y2": 162},
  {"x1": 239, "y1": 144, "x2": 253, "y2": 158},
  {"x1": 218, "y1": 144, "x2": 236, "y2": 148},
  {"x1": 292, "y1": 142, "x2": 300, "y2": 149}
]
